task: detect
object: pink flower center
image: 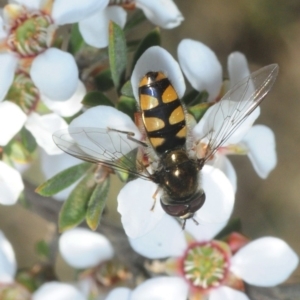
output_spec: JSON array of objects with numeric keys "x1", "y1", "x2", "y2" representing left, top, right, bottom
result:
[
  {"x1": 6, "y1": 72, "x2": 39, "y2": 114},
  {"x1": 181, "y1": 241, "x2": 230, "y2": 290},
  {"x1": 6, "y1": 8, "x2": 54, "y2": 58}
]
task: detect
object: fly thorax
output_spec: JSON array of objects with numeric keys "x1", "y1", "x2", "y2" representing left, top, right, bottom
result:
[{"x1": 158, "y1": 150, "x2": 199, "y2": 200}]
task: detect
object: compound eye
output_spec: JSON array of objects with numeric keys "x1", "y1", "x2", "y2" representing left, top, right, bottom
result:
[
  {"x1": 189, "y1": 189, "x2": 206, "y2": 214},
  {"x1": 160, "y1": 190, "x2": 206, "y2": 218},
  {"x1": 160, "y1": 200, "x2": 189, "y2": 217}
]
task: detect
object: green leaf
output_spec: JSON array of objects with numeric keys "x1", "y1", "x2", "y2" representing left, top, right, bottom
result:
[
  {"x1": 214, "y1": 218, "x2": 242, "y2": 240},
  {"x1": 59, "y1": 172, "x2": 96, "y2": 232},
  {"x1": 81, "y1": 91, "x2": 114, "y2": 107},
  {"x1": 109, "y1": 21, "x2": 127, "y2": 90},
  {"x1": 35, "y1": 240, "x2": 50, "y2": 260},
  {"x1": 117, "y1": 95, "x2": 136, "y2": 120},
  {"x1": 68, "y1": 23, "x2": 85, "y2": 54},
  {"x1": 3, "y1": 140, "x2": 31, "y2": 163},
  {"x1": 120, "y1": 80, "x2": 134, "y2": 98},
  {"x1": 124, "y1": 9, "x2": 146, "y2": 33},
  {"x1": 188, "y1": 102, "x2": 212, "y2": 122},
  {"x1": 15, "y1": 271, "x2": 38, "y2": 292},
  {"x1": 127, "y1": 39, "x2": 141, "y2": 52},
  {"x1": 131, "y1": 27, "x2": 161, "y2": 72},
  {"x1": 94, "y1": 69, "x2": 114, "y2": 92},
  {"x1": 183, "y1": 90, "x2": 209, "y2": 106},
  {"x1": 86, "y1": 178, "x2": 110, "y2": 230},
  {"x1": 36, "y1": 163, "x2": 91, "y2": 196},
  {"x1": 20, "y1": 127, "x2": 37, "y2": 153},
  {"x1": 115, "y1": 169, "x2": 129, "y2": 182},
  {"x1": 115, "y1": 148, "x2": 138, "y2": 182}
]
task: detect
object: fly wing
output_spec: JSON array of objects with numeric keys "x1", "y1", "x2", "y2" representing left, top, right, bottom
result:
[
  {"x1": 53, "y1": 127, "x2": 152, "y2": 180},
  {"x1": 194, "y1": 64, "x2": 279, "y2": 162}
]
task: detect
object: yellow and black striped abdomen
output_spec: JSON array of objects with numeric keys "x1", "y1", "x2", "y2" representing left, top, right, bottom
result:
[{"x1": 139, "y1": 72, "x2": 187, "y2": 155}]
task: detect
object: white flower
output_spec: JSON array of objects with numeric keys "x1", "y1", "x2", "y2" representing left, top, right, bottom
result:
[
  {"x1": 177, "y1": 40, "x2": 277, "y2": 190},
  {"x1": 32, "y1": 282, "x2": 86, "y2": 300},
  {"x1": 0, "y1": 0, "x2": 95, "y2": 101},
  {"x1": 135, "y1": 0, "x2": 184, "y2": 29},
  {"x1": 0, "y1": 231, "x2": 17, "y2": 283},
  {"x1": 118, "y1": 165, "x2": 234, "y2": 239},
  {"x1": 0, "y1": 81, "x2": 85, "y2": 151},
  {"x1": 79, "y1": 0, "x2": 183, "y2": 49},
  {"x1": 0, "y1": 161, "x2": 24, "y2": 205},
  {"x1": 0, "y1": 101, "x2": 26, "y2": 146},
  {"x1": 0, "y1": 0, "x2": 92, "y2": 151},
  {"x1": 105, "y1": 277, "x2": 189, "y2": 300},
  {"x1": 128, "y1": 216, "x2": 299, "y2": 300},
  {"x1": 59, "y1": 228, "x2": 114, "y2": 269}
]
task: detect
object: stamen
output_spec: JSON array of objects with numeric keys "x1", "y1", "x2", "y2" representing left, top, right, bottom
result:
[
  {"x1": 6, "y1": 8, "x2": 54, "y2": 57},
  {"x1": 181, "y1": 241, "x2": 229, "y2": 290}
]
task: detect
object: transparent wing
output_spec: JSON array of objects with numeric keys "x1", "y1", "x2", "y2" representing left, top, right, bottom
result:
[
  {"x1": 53, "y1": 127, "x2": 153, "y2": 180},
  {"x1": 195, "y1": 64, "x2": 279, "y2": 162}
]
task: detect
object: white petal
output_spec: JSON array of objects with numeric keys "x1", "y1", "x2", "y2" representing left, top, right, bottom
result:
[
  {"x1": 178, "y1": 39, "x2": 222, "y2": 102},
  {"x1": 227, "y1": 52, "x2": 262, "y2": 128},
  {"x1": 193, "y1": 99, "x2": 260, "y2": 146},
  {"x1": 0, "y1": 101, "x2": 27, "y2": 146},
  {"x1": 136, "y1": 0, "x2": 183, "y2": 29},
  {"x1": 30, "y1": 48, "x2": 79, "y2": 100},
  {"x1": 227, "y1": 52, "x2": 250, "y2": 89},
  {"x1": 242, "y1": 125, "x2": 276, "y2": 178},
  {"x1": 33, "y1": 282, "x2": 85, "y2": 300},
  {"x1": 14, "y1": 0, "x2": 42, "y2": 10},
  {"x1": 79, "y1": 6, "x2": 127, "y2": 49},
  {"x1": 0, "y1": 17, "x2": 8, "y2": 40},
  {"x1": 131, "y1": 277, "x2": 189, "y2": 300},
  {"x1": 129, "y1": 214, "x2": 187, "y2": 258},
  {"x1": 39, "y1": 148, "x2": 81, "y2": 201},
  {"x1": 69, "y1": 106, "x2": 141, "y2": 160},
  {"x1": 185, "y1": 219, "x2": 228, "y2": 243},
  {"x1": 212, "y1": 155, "x2": 237, "y2": 193},
  {"x1": 25, "y1": 112, "x2": 67, "y2": 155},
  {"x1": 0, "y1": 161, "x2": 24, "y2": 205},
  {"x1": 59, "y1": 228, "x2": 114, "y2": 269},
  {"x1": 195, "y1": 165, "x2": 234, "y2": 224},
  {"x1": 209, "y1": 286, "x2": 250, "y2": 300},
  {"x1": 117, "y1": 178, "x2": 165, "y2": 238},
  {"x1": 51, "y1": 0, "x2": 109, "y2": 25},
  {"x1": 105, "y1": 288, "x2": 131, "y2": 300},
  {"x1": 231, "y1": 237, "x2": 299, "y2": 287},
  {"x1": 41, "y1": 80, "x2": 85, "y2": 117},
  {"x1": 131, "y1": 46, "x2": 185, "y2": 102},
  {"x1": 0, "y1": 231, "x2": 17, "y2": 283},
  {"x1": 70, "y1": 105, "x2": 139, "y2": 135},
  {"x1": 0, "y1": 53, "x2": 18, "y2": 102}
]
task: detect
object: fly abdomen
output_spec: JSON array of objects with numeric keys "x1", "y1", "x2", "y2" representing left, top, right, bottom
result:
[{"x1": 139, "y1": 72, "x2": 187, "y2": 155}]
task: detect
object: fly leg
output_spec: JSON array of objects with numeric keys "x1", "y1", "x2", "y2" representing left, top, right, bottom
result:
[
  {"x1": 107, "y1": 127, "x2": 148, "y2": 148},
  {"x1": 182, "y1": 217, "x2": 199, "y2": 230},
  {"x1": 150, "y1": 186, "x2": 160, "y2": 211}
]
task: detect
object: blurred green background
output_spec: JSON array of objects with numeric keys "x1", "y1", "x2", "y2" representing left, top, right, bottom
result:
[{"x1": 1, "y1": 0, "x2": 300, "y2": 285}]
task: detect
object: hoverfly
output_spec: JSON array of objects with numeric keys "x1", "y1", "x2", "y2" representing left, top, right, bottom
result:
[{"x1": 53, "y1": 64, "x2": 278, "y2": 228}]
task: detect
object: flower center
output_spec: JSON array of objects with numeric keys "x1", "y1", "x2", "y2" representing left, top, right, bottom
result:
[
  {"x1": 7, "y1": 10, "x2": 54, "y2": 57},
  {"x1": 6, "y1": 72, "x2": 40, "y2": 114},
  {"x1": 182, "y1": 241, "x2": 229, "y2": 290},
  {"x1": 109, "y1": 0, "x2": 136, "y2": 8},
  {"x1": 0, "y1": 284, "x2": 31, "y2": 300}
]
